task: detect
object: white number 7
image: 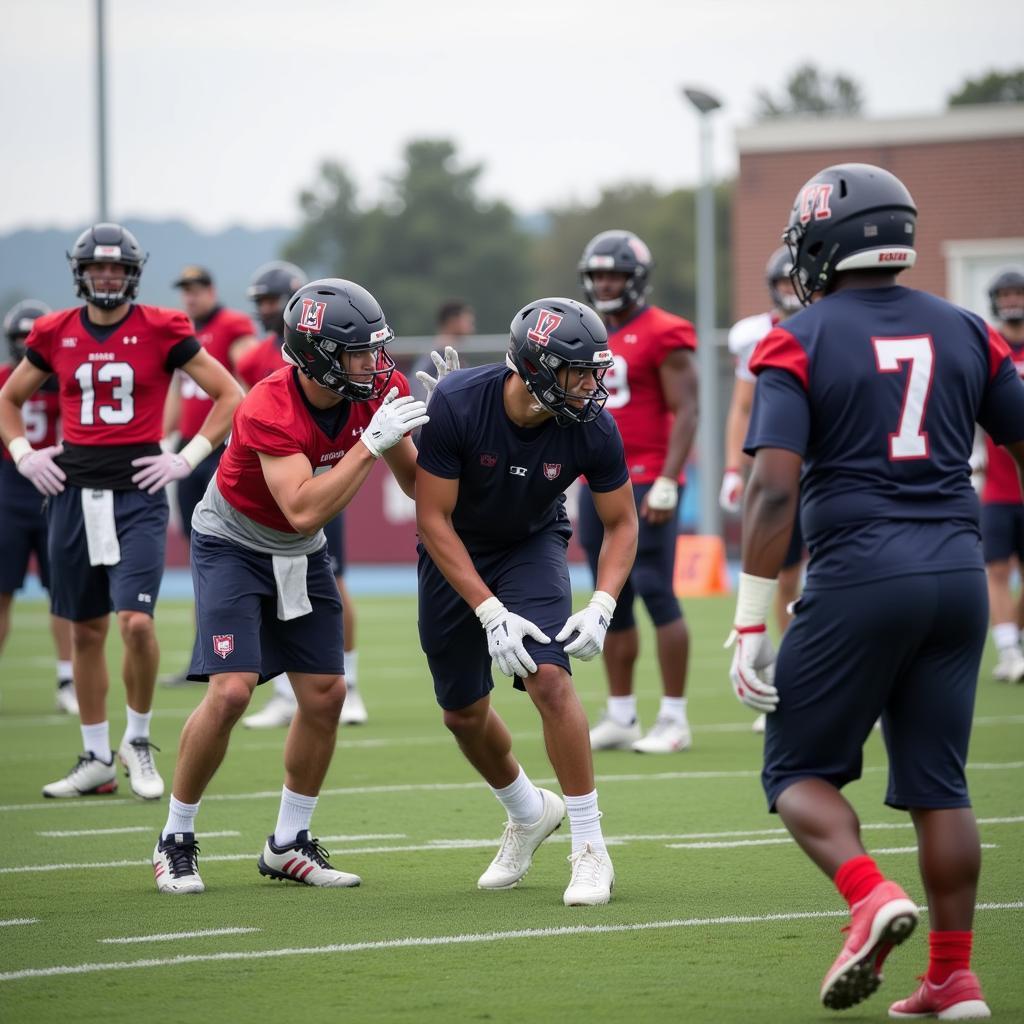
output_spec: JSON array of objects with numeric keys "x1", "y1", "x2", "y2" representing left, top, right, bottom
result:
[{"x1": 872, "y1": 335, "x2": 934, "y2": 460}]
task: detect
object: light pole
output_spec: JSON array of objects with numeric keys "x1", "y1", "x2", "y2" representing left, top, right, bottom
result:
[
  {"x1": 96, "y1": 0, "x2": 109, "y2": 221},
  {"x1": 682, "y1": 86, "x2": 722, "y2": 539}
]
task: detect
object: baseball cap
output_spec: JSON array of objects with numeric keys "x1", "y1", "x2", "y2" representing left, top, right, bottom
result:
[{"x1": 173, "y1": 265, "x2": 214, "y2": 288}]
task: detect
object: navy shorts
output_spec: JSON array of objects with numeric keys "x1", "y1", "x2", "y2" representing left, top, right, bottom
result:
[
  {"x1": 323, "y1": 511, "x2": 346, "y2": 577},
  {"x1": 782, "y1": 515, "x2": 805, "y2": 570},
  {"x1": 578, "y1": 482, "x2": 682, "y2": 632},
  {"x1": 763, "y1": 570, "x2": 988, "y2": 813},
  {"x1": 175, "y1": 440, "x2": 224, "y2": 543},
  {"x1": 45, "y1": 485, "x2": 168, "y2": 621},
  {"x1": 187, "y1": 531, "x2": 344, "y2": 682},
  {"x1": 980, "y1": 502, "x2": 1024, "y2": 564},
  {"x1": 417, "y1": 529, "x2": 573, "y2": 711},
  {"x1": 0, "y1": 462, "x2": 50, "y2": 593}
]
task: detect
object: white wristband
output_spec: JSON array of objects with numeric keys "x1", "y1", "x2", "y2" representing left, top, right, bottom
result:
[
  {"x1": 590, "y1": 591, "x2": 617, "y2": 618},
  {"x1": 7, "y1": 436, "x2": 32, "y2": 465},
  {"x1": 734, "y1": 572, "x2": 778, "y2": 628},
  {"x1": 178, "y1": 434, "x2": 213, "y2": 470}
]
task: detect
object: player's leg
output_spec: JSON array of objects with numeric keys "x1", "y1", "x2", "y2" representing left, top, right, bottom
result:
[
  {"x1": 981, "y1": 503, "x2": 1024, "y2": 681},
  {"x1": 330, "y1": 512, "x2": 366, "y2": 724},
  {"x1": 0, "y1": 593, "x2": 11, "y2": 654},
  {"x1": 50, "y1": 615, "x2": 76, "y2": 713}
]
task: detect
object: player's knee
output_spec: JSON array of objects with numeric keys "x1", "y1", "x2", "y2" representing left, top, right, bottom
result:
[
  {"x1": 529, "y1": 665, "x2": 574, "y2": 715},
  {"x1": 117, "y1": 611, "x2": 154, "y2": 647},
  {"x1": 442, "y1": 704, "x2": 485, "y2": 740},
  {"x1": 208, "y1": 677, "x2": 255, "y2": 723},
  {"x1": 309, "y1": 676, "x2": 346, "y2": 721},
  {"x1": 72, "y1": 617, "x2": 107, "y2": 649}
]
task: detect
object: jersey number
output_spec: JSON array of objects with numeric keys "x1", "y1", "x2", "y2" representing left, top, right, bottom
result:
[
  {"x1": 872, "y1": 335, "x2": 934, "y2": 460},
  {"x1": 22, "y1": 398, "x2": 49, "y2": 444},
  {"x1": 74, "y1": 362, "x2": 135, "y2": 425},
  {"x1": 603, "y1": 355, "x2": 631, "y2": 410}
]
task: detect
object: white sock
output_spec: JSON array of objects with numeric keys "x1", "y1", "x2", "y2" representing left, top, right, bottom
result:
[
  {"x1": 607, "y1": 695, "x2": 637, "y2": 727},
  {"x1": 81, "y1": 721, "x2": 112, "y2": 762},
  {"x1": 122, "y1": 706, "x2": 152, "y2": 744},
  {"x1": 271, "y1": 674, "x2": 295, "y2": 701},
  {"x1": 273, "y1": 786, "x2": 318, "y2": 847},
  {"x1": 993, "y1": 623, "x2": 1020, "y2": 651},
  {"x1": 565, "y1": 790, "x2": 606, "y2": 855},
  {"x1": 345, "y1": 650, "x2": 358, "y2": 688},
  {"x1": 162, "y1": 795, "x2": 200, "y2": 839},
  {"x1": 57, "y1": 660, "x2": 73, "y2": 685},
  {"x1": 659, "y1": 696, "x2": 687, "y2": 724},
  {"x1": 491, "y1": 767, "x2": 544, "y2": 824}
]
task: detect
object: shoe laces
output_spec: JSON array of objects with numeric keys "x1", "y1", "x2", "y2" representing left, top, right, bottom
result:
[
  {"x1": 492, "y1": 820, "x2": 529, "y2": 869},
  {"x1": 127, "y1": 739, "x2": 161, "y2": 774},
  {"x1": 69, "y1": 753, "x2": 102, "y2": 779},
  {"x1": 295, "y1": 836, "x2": 333, "y2": 869},
  {"x1": 165, "y1": 837, "x2": 200, "y2": 878},
  {"x1": 568, "y1": 845, "x2": 605, "y2": 887},
  {"x1": 648, "y1": 714, "x2": 680, "y2": 736}
]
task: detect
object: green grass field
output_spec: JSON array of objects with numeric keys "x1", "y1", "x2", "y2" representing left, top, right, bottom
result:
[{"x1": 0, "y1": 593, "x2": 1021, "y2": 1023}]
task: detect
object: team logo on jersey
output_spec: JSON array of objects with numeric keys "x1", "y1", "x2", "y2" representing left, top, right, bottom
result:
[
  {"x1": 480, "y1": 452, "x2": 497, "y2": 467},
  {"x1": 797, "y1": 183, "x2": 834, "y2": 224},
  {"x1": 543, "y1": 463, "x2": 561, "y2": 480},
  {"x1": 61, "y1": 336, "x2": 77, "y2": 348},
  {"x1": 212, "y1": 634, "x2": 235, "y2": 659},
  {"x1": 526, "y1": 309, "x2": 563, "y2": 346},
  {"x1": 296, "y1": 298, "x2": 328, "y2": 334}
]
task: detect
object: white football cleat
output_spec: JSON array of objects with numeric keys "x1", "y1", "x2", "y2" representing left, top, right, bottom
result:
[
  {"x1": 340, "y1": 683, "x2": 368, "y2": 725},
  {"x1": 563, "y1": 843, "x2": 614, "y2": 906},
  {"x1": 993, "y1": 645, "x2": 1024, "y2": 683},
  {"x1": 589, "y1": 713, "x2": 641, "y2": 751},
  {"x1": 243, "y1": 694, "x2": 296, "y2": 729},
  {"x1": 118, "y1": 738, "x2": 164, "y2": 800},
  {"x1": 55, "y1": 683, "x2": 79, "y2": 715},
  {"x1": 258, "y1": 830, "x2": 361, "y2": 887},
  {"x1": 752, "y1": 714, "x2": 767, "y2": 734},
  {"x1": 153, "y1": 832, "x2": 205, "y2": 894},
  {"x1": 42, "y1": 752, "x2": 117, "y2": 798},
  {"x1": 631, "y1": 715, "x2": 692, "y2": 753},
  {"x1": 477, "y1": 788, "x2": 565, "y2": 890}
]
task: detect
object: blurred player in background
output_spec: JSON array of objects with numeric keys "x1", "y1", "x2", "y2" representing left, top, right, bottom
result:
[
  {"x1": 416, "y1": 297, "x2": 637, "y2": 906},
  {"x1": 720, "y1": 247, "x2": 805, "y2": 733},
  {"x1": 0, "y1": 223, "x2": 240, "y2": 801},
  {"x1": 977, "y1": 268, "x2": 1024, "y2": 683},
  {"x1": 0, "y1": 300, "x2": 76, "y2": 713},
  {"x1": 159, "y1": 265, "x2": 257, "y2": 686},
  {"x1": 729, "y1": 164, "x2": 1019, "y2": 1019},
  {"x1": 576, "y1": 231, "x2": 698, "y2": 754},
  {"x1": 411, "y1": 300, "x2": 476, "y2": 403},
  {"x1": 152, "y1": 279, "x2": 428, "y2": 893}
]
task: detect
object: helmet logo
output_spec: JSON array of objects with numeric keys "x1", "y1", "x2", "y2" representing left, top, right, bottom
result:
[
  {"x1": 798, "y1": 183, "x2": 834, "y2": 224},
  {"x1": 296, "y1": 298, "x2": 327, "y2": 334},
  {"x1": 526, "y1": 309, "x2": 563, "y2": 346},
  {"x1": 93, "y1": 244, "x2": 122, "y2": 259},
  {"x1": 627, "y1": 237, "x2": 651, "y2": 263}
]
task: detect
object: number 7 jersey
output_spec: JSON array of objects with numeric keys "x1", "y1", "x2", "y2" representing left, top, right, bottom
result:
[{"x1": 745, "y1": 284, "x2": 1024, "y2": 587}]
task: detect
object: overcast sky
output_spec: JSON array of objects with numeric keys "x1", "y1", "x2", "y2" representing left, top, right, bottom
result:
[{"x1": 2, "y1": 0, "x2": 1021, "y2": 233}]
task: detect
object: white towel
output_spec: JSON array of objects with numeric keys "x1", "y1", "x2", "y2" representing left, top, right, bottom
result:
[
  {"x1": 272, "y1": 554, "x2": 312, "y2": 621},
  {"x1": 81, "y1": 489, "x2": 121, "y2": 567}
]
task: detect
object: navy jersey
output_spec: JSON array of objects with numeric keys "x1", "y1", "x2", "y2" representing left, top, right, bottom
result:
[
  {"x1": 417, "y1": 364, "x2": 629, "y2": 554},
  {"x1": 745, "y1": 285, "x2": 1024, "y2": 587}
]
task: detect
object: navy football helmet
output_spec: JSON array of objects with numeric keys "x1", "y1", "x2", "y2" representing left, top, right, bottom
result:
[
  {"x1": 988, "y1": 268, "x2": 1024, "y2": 324},
  {"x1": 282, "y1": 278, "x2": 396, "y2": 401},
  {"x1": 782, "y1": 163, "x2": 917, "y2": 306},
  {"x1": 67, "y1": 223, "x2": 148, "y2": 310},
  {"x1": 764, "y1": 246, "x2": 802, "y2": 314},
  {"x1": 507, "y1": 297, "x2": 613, "y2": 426},
  {"x1": 248, "y1": 261, "x2": 308, "y2": 335},
  {"x1": 578, "y1": 230, "x2": 653, "y2": 314},
  {"x1": 3, "y1": 299, "x2": 51, "y2": 361}
]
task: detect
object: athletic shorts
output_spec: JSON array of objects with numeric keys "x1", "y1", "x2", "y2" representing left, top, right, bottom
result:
[
  {"x1": 175, "y1": 440, "x2": 224, "y2": 543},
  {"x1": 980, "y1": 502, "x2": 1024, "y2": 564},
  {"x1": 0, "y1": 461, "x2": 50, "y2": 593},
  {"x1": 323, "y1": 511, "x2": 346, "y2": 577}
]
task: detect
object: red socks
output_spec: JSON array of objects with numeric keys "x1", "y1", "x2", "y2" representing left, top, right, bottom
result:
[
  {"x1": 927, "y1": 930, "x2": 972, "y2": 984},
  {"x1": 834, "y1": 854, "x2": 885, "y2": 908}
]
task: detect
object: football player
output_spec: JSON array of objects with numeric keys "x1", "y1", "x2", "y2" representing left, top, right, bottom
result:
[
  {"x1": 978, "y1": 268, "x2": 1024, "y2": 682},
  {"x1": 576, "y1": 231, "x2": 698, "y2": 754},
  {"x1": 0, "y1": 223, "x2": 241, "y2": 800},
  {"x1": 411, "y1": 300, "x2": 476, "y2": 403},
  {"x1": 152, "y1": 279, "x2": 429, "y2": 893},
  {"x1": 0, "y1": 300, "x2": 76, "y2": 713},
  {"x1": 730, "y1": 163, "x2": 1022, "y2": 1018},
  {"x1": 416, "y1": 297, "x2": 638, "y2": 906}
]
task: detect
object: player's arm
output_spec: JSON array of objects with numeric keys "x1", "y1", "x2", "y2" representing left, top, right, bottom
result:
[
  {"x1": 162, "y1": 372, "x2": 182, "y2": 443},
  {"x1": 643, "y1": 348, "x2": 698, "y2": 524},
  {"x1": 227, "y1": 334, "x2": 259, "y2": 372},
  {"x1": 721, "y1": 376, "x2": 755, "y2": 512},
  {"x1": 742, "y1": 447, "x2": 802, "y2": 578},
  {"x1": 179, "y1": 349, "x2": 243, "y2": 449},
  {"x1": 0, "y1": 359, "x2": 65, "y2": 495},
  {"x1": 382, "y1": 435, "x2": 418, "y2": 499},
  {"x1": 590, "y1": 481, "x2": 639, "y2": 599}
]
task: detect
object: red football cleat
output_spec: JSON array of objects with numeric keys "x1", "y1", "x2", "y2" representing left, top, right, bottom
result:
[
  {"x1": 888, "y1": 970, "x2": 991, "y2": 1020},
  {"x1": 820, "y1": 880, "x2": 919, "y2": 1010}
]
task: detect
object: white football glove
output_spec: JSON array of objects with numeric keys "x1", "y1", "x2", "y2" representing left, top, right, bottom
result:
[
  {"x1": 475, "y1": 597, "x2": 551, "y2": 678},
  {"x1": 646, "y1": 476, "x2": 678, "y2": 512},
  {"x1": 131, "y1": 451, "x2": 192, "y2": 494},
  {"x1": 13, "y1": 442, "x2": 66, "y2": 496},
  {"x1": 360, "y1": 387, "x2": 430, "y2": 458},
  {"x1": 719, "y1": 468, "x2": 744, "y2": 514},
  {"x1": 415, "y1": 346, "x2": 460, "y2": 408},
  {"x1": 725, "y1": 625, "x2": 779, "y2": 713},
  {"x1": 555, "y1": 591, "x2": 616, "y2": 661}
]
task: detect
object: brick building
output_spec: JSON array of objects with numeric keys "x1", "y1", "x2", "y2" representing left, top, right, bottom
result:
[{"x1": 732, "y1": 103, "x2": 1024, "y2": 321}]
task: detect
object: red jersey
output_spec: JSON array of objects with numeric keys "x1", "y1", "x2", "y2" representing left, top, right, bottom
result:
[
  {"x1": 601, "y1": 305, "x2": 697, "y2": 483},
  {"x1": 25, "y1": 305, "x2": 197, "y2": 446},
  {"x1": 0, "y1": 364, "x2": 61, "y2": 460},
  {"x1": 216, "y1": 366, "x2": 411, "y2": 533},
  {"x1": 982, "y1": 336, "x2": 1024, "y2": 505},
  {"x1": 236, "y1": 335, "x2": 287, "y2": 390},
  {"x1": 179, "y1": 306, "x2": 256, "y2": 438}
]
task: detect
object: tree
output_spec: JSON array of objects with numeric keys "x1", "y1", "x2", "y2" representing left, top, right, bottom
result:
[
  {"x1": 948, "y1": 68, "x2": 1024, "y2": 106},
  {"x1": 756, "y1": 63, "x2": 863, "y2": 119},
  {"x1": 284, "y1": 140, "x2": 530, "y2": 335}
]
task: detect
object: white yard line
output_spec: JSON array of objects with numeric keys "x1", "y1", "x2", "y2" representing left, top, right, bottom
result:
[
  {"x1": 317, "y1": 834, "x2": 408, "y2": 842},
  {"x1": 0, "y1": 919, "x2": 39, "y2": 927},
  {"x1": 98, "y1": 927, "x2": 260, "y2": 945},
  {"x1": 666, "y1": 839, "x2": 1000, "y2": 853},
  {"x1": 37, "y1": 828, "x2": 240, "y2": 839},
  {"x1": 2, "y1": 902, "x2": 1020, "y2": 983}
]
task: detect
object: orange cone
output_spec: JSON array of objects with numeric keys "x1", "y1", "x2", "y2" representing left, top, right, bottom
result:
[{"x1": 673, "y1": 535, "x2": 729, "y2": 597}]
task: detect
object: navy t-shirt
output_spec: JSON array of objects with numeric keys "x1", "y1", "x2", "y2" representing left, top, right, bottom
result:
[
  {"x1": 745, "y1": 285, "x2": 1024, "y2": 588},
  {"x1": 417, "y1": 364, "x2": 629, "y2": 554}
]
